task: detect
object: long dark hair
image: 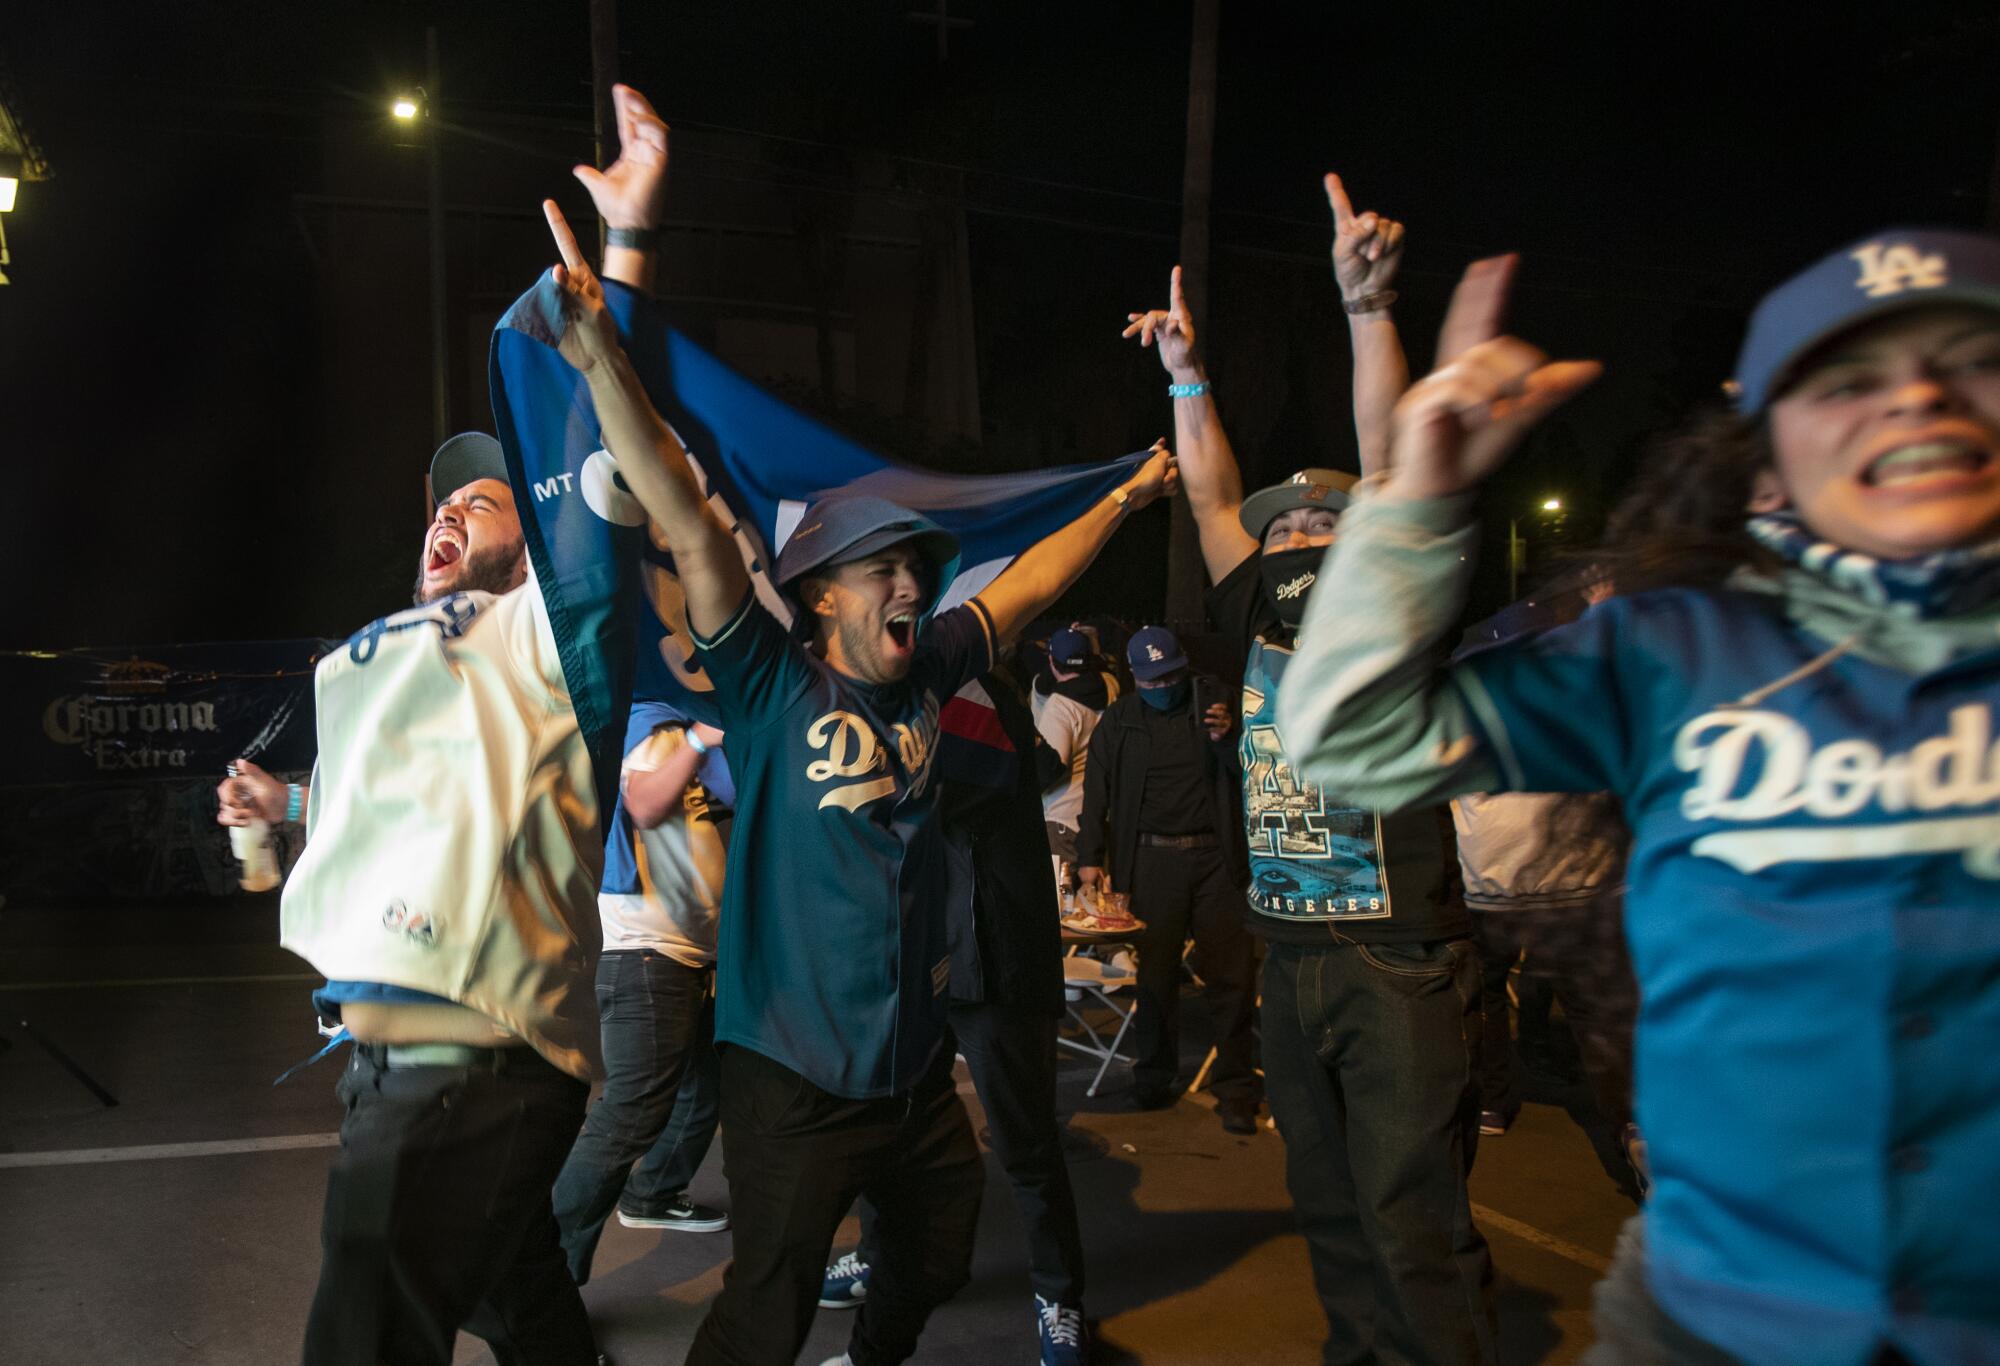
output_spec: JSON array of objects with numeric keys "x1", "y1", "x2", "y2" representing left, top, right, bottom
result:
[{"x1": 1585, "y1": 404, "x2": 1787, "y2": 597}]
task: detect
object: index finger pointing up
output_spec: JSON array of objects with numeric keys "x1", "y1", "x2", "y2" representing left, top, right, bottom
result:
[
  {"x1": 1323, "y1": 172, "x2": 1354, "y2": 227},
  {"x1": 543, "y1": 198, "x2": 586, "y2": 273},
  {"x1": 1169, "y1": 263, "x2": 1188, "y2": 317}
]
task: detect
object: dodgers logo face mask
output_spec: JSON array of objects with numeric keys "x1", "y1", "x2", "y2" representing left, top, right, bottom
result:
[{"x1": 1260, "y1": 544, "x2": 1329, "y2": 626}]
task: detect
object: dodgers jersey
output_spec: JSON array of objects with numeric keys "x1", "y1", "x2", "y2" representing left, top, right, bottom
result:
[
  {"x1": 693, "y1": 592, "x2": 995, "y2": 1099},
  {"x1": 1457, "y1": 587, "x2": 2000, "y2": 1363},
  {"x1": 1277, "y1": 487, "x2": 2000, "y2": 1365},
  {"x1": 281, "y1": 583, "x2": 602, "y2": 1079},
  {"x1": 597, "y1": 701, "x2": 735, "y2": 968}
]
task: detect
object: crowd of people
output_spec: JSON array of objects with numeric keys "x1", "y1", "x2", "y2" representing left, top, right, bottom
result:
[{"x1": 212, "y1": 79, "x2": 1999, "y2": 1366}]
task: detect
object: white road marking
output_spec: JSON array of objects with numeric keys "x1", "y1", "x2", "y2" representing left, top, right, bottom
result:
[
  {"x1": 0, "y1": 973, "x2": 318, "y2": 992},
  {"x1": 1471, "y1": 1203, "x2": 1612, "y2": 1273},
  {"x1": 0, "y1": 1134, "x2": 340, "y2": 1169}
]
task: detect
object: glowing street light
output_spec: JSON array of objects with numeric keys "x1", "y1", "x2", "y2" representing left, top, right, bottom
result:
[
  {"x1": 0, "y1": 175, "x2": 17, "y2": 214},
  {"x1": 1509, "y1": 495, "x2": 1570, "y2": 598},
  {"x1": 1541, "y1": 497, "x2": 1563, "y2": 512},
  {"x1": 391, "y1": 97, "x2": 420, "y2": 121}
]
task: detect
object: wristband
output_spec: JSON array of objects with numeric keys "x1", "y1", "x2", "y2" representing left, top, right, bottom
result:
[
  {"x1": 1342, "y1": 289, "x2": 1398, "y2": 315},
  {"x1": 285, "y1": 784, "x2": 304, "y2": 823},
  {"x1": 684, "y1": 730, "x2": 710, "y2": 756},
  {"x1": 606, "y1": 226, "x2": 658, "y2": 251},
  {"x1": 1167, "y1": 381, "x2": 1211, "y2": 399}
]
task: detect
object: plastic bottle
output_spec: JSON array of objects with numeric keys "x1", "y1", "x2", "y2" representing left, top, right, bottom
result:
[{"x1": 226, "y1": 764, "x2": 282, "y2": 892}]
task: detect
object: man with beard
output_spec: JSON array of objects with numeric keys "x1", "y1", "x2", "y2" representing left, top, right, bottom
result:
[
  {"x1": 1119, "y1": 177, "x2": 1498, "y2": 1363},
  {"x1": 215, "y1": 83, "x2": 684, "y2": 1366},
  {"x1": 532, "y1": 179, "x2": 1175, "y2": 1366}
]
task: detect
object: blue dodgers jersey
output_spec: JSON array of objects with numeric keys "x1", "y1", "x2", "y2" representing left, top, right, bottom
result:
[
  {"x1": 1240, "y1": 632, "x2": 1392, "y2": 921},
  {"x1": 1457, "y1": 588, "x2": 2000, "y2": 1364},
  {"x1": 693, "y1": 594, "x2": 995, "y2": 1099}
]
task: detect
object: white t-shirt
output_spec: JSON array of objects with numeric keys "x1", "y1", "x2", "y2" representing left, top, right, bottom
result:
[
  {"x1": 1032, "y1": 673, "x2": 1119, "y2": 832},
  {"x1": 280, "y1": 581, "x2": 602, "y2": 1079},
  {"x1": 598, "y1": 724, "x2": 728, "y2": 967}
]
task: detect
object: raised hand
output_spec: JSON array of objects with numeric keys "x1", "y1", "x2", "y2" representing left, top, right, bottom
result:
[
  {"x1": 1121, "y1": 265, "x2": 1202, "y2": 381},
  {"x1": 1385, "y1": 257, "x2": 1601, "y2": 500},
  {"x1": 572, "y1": 84, "x2": 670, "y2": 230},
  {"x1": 1122, "y1": 440, "x2": 1181, "y2": 509},
  {"x1": 1325, "y1": 173, "x2": 1406, "y2": 302},
  {"x1": 217, "y1": 758, "x2": 284, "y2": 827},
  {"x1": 543, "y1": 199, "x2": 622, "y2": 374}
]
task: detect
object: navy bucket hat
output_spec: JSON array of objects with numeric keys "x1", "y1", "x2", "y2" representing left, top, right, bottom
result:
[
  {"x1": 775, "y1": 492, "x2": 961, "y2": 613},
  {"x1": 1732, "y1": 227, "x2": 2000, "y2": 413}
]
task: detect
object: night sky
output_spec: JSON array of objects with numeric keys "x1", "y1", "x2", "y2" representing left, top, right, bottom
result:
[{"x1": 5, "y1": 0, "x2": 1998, "y2": 647}]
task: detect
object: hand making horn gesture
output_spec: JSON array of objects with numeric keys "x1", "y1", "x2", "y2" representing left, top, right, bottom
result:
[
  {"x1": 1324, "y1": 173, "x2": 1405, "y2": 303},
  {"x1": 541, "y1": 199, "x2": 624, "y2": 376},
  {"x1": 1385, "y1": 256, "x2": 1601, "y2": 500}
]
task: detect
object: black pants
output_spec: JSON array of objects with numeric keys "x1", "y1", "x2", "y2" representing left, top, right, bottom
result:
[
  {"x1": 1471, "y1": 895, "x2": 1637, "y2": 1132},
  {"x1": 856, "y1": 1001, "x2": 1087, "y2": 1307},
  {"x1": 1125, "y1": 842, "x2": 1260, "y2": 1100},
  {"x1": 685, "y1": 1041, "x2": 984, "y2": 1366},
  {"x1": 552, "y1": 948, "x2": 723, "y2": 1284},
  {"x1": 1261, "y1": 938, "x2": 1497, "y2": 1366},
  {"x1": 301, "y1": 1043, "x2": 597, "y2": 1366}
]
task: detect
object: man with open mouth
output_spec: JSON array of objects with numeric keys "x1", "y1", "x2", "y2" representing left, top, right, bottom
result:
[{"x1": 535, "y1": 171, "x2": 1178, "y2": 1366}]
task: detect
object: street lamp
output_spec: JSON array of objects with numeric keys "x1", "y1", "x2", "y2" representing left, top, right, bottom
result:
[
  {"x1": 389, "y1": 28, "x2": 449, "y2": 445},
  {"x1": 0, "y1": 153, "x2": 20, "y2": 284},
  {"x1": 1508, "y1": 496, "x2": 1569, "y2": 599}
]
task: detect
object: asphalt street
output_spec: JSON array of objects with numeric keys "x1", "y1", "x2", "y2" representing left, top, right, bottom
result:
[{"x1": 0, "y1": 904, "x2": 1636, "y2": 1365}]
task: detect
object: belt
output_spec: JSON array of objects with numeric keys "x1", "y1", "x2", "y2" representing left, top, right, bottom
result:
[
  {"x1": 1140, "y1": 831, "x2": 1219, "y2": 849},
  {"x1": 365, "y1": 1042, "x2": 536, "y2": 1070}
]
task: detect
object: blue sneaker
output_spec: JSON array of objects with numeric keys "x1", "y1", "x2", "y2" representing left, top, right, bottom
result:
[
  {"x1": 819, "y1": 1251, "x2": 871, "y2": 1309},
  {"x1": 1036, "y1": 1295, "x2": 1088, "y2": 1366}
]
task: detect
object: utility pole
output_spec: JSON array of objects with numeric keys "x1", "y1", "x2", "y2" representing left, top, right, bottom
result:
[
  {"x1": 1166, "y1": 0, "x2": 1219, "y2": 625},
  {"x1": 589, "y1": 0, "x2": 620, "y2": 256},
  {"x1": 425, "y1": 26, "x2": 448, "y2": 447}
]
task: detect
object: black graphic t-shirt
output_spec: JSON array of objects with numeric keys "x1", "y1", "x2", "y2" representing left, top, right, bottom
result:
[{"x1": 1207, "y1": 552, "x2": 1466, "y2": 944}]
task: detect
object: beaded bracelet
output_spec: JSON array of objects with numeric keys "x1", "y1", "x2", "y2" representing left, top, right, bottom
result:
[
  {"x1": 286, "y1": 784, "x2": 304, "y2": 823},
  {"x1": 1167, "y1": 381, "x2": 1211, "y2": 399}
]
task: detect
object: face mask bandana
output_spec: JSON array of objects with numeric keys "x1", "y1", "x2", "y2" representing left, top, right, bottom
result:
[
  {"x1": 1260, "y1": 545, "x2": 1329, "y2": 626},
  {"x1": 1139, "y1": 679, "x2": 1191, "y2": 711},
  {"x1": 1746, "y1": 511, "x2": 2000, "y2": 620}
]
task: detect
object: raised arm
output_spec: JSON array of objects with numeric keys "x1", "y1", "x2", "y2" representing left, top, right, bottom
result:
[
  {"x1": 542, "y1": 200, "x2": 748, "y2": 635},
  {"x1": 1122, "y1": 270, "x2": 1258, "y2": 582},
  {"x1": 574, "y1": 83, "x2": 670, "y2": 296},
  {"x1": 1325, "y1": 174, "x2": 1409, "y2": 477},
  {"x1": 623, "y1": 723, "x2": 723, "y2": 829},
  {"x1": 1275, "y1": 258, "x2": 1600, "y2": 807},
  {"x1": 973, "y1": 444, "x2": 1179, "y2": 646}
]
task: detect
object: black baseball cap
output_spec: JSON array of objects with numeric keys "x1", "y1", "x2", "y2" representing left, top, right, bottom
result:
[{"x1": 429, "y1": 432, "x2": 508, "y2": 500}]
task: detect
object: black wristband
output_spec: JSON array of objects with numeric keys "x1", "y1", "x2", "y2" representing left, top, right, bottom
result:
[{"x1": 605, "y1": 226, "x2": 658, "y2": 251}]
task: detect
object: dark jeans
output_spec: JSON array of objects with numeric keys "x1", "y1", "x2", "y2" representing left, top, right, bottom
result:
[
  {"x1": 1471, "y1": 896, "x2": 1637, "y2": 1131},
  {"x1": 685, "y1": 1041, "x2": 984, "y2": 1366},
  {"x1": 1125, "y1": 842, "x2": 1260, "y2": 1101},
  {"x1": 552, "y1": 948, "x2": 723, "y2": 1284},
  {"x1": 856, "y1": 1001, "x2": 1087, "y2": 1306},
  {"x1": 1262, "y1": 938, "x2": 1498, "y2": 1366},
  {"x1": 302, "y1": 1043, "x2": 597, "y2": 1366}
]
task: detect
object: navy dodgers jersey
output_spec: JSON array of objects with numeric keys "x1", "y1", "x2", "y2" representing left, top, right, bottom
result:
[{"x1": 692, "y1": 592, "x2": 994, "y2": 1098}]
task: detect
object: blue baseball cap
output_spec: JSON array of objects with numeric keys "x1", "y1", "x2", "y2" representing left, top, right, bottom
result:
[
  {"x1": 775, "y1": 492, "x2": 961, "y2": 610},
  {"x1": 1732, "y1": 227, "x2": 2000, "y2": 413},
  {"x1": 1048, "y1": 627, "x2": 1092, "y2": 670},
  {"x1": 1126, "y1": 625, "x2": 1188, "y2": 681}
]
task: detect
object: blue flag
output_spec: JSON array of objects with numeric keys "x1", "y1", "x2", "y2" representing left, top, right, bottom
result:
[{"x1": 487, "y1": 275, "x2": 1147, "y2": 808}]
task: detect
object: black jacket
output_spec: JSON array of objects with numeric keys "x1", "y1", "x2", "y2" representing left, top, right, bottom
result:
[
  {"x1": 940, "y1": 668, "x2": 1065, "y2": 1016},
  {"x1": 1074, "y1": 679, "x2": 1249, "y2": 890}
]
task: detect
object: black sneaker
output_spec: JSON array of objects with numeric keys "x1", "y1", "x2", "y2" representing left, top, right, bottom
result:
[{"x1": 616, "y1": 1191, "x2": 729, "y2": 1233}]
